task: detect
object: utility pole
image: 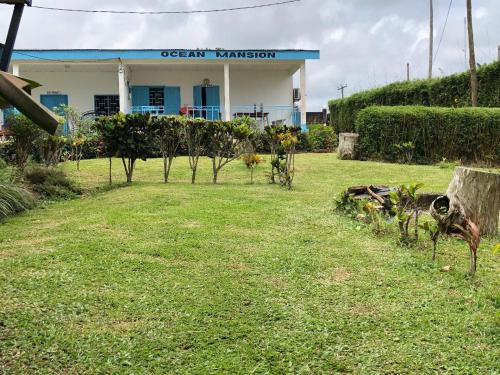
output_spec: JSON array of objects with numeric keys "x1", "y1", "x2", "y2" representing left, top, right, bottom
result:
[
  {"x1": 466, "y1": 0, "x2": 478, "y2": 107},
  {"x1": 406, "y1": 63, "x2": 410, "y2": 81},
  {"x1": 337, "y1": 83, "x2": 348, "y2": 99},
  {"x1": 463, "y1": 17, "x2": 468, "y2": 69},
  {"x1": 428, "y1": 0, "x2": 434, "y2": 79}
]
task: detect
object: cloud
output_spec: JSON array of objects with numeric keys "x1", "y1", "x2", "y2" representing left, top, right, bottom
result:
[{"x1": 0, "y1": 0, "x2": 498, "y2": 110}]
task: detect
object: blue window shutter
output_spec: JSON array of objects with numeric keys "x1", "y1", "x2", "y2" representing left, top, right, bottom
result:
[
  {"x1": 193, "y1": 86, "x2": 202, "y2": 107},
  {"x1": 131, "y1": 86, "x2": 149, "y2": 107},
  {"x1": 164, "y1": 86, "x2": 180, "y2": 115}
]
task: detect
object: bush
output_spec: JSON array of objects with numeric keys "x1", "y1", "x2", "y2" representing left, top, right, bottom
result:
[
  {"x1": 24, "y1": 166, "x2": 82, "y2": 200},
  {"x1": 0, "y1": 182, "x2": 33, "y2": 220},
  {"x1": 329, "y1": 60, "x2": 500, "y2": 133},
  {"x1": 307, "y1": 124, "x2": 337, "y2": 152},
  {"x1": 355, "y1": 106, "x2": 500, "y2": 165}
]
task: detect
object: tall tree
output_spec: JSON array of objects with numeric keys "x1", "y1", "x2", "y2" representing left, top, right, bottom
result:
[
  {"x1": 466, "y1": 0, "x2": 479, "y2": 106},
  {"x1": 428, "y1": 0, "x2": 434, "y2": 79}
]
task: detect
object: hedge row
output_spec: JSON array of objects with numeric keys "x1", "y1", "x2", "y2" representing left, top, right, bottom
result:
[
  {"x1": 329, "y1": 60, "x2": 500, "y2": 133},
  {"x1": 355, "y1": 106, "x2": 500, "y2": 164}
]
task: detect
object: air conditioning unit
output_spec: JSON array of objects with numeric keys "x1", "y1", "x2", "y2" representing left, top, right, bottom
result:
[{"x1": 293, "y1": 88, "x2": 301, "y2": 102}]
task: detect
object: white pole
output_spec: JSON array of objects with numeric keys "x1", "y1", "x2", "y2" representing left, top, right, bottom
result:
[
  {"x1": 224, "y1": 63, "x2": 231, "y2": 121},
  {"x1": 300, "y1": 62, "x2": 307, "y2": 127},
  {"x1": 118, "y1": 63, "x2": 129, "y2": 114},
  {"x1": 12, "y1": 63, "x2": 20, "y2": 76}
]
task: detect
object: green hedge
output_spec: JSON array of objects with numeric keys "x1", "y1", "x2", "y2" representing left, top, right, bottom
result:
[
  {"x1": 329, "y1": 61, "x2": 500, "y2": 133},
  {"x1": 355, "y1": 106, "x2": 500, "y2": 165}
]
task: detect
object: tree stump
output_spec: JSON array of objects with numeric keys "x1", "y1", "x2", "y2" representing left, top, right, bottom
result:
[
  {"x1": 446, "y1": 167, "x2": 500, "y2": 235},
  {"x1": 338, "y1": 133, "x2": 359, "y2": 160}
]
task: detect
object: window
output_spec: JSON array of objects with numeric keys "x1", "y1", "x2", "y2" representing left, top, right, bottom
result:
[
  {"x1": 94, "y1": 95, "x2": 120, "y2": 116},
  {"x1": 149, "y1": 87, "x2": 164, "y2": 107}
]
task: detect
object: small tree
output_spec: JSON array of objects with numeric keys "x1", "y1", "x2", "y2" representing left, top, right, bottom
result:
[
  {"x1": 277, "y1": 129, "x2": 298, "y2": 190},
  {"x1": 39, "y1": 134, "x2": 67, "y2": 167},
  {"x1": 151, "y1": 115, "x2": 183, "y2": 183},
  {"x1": 55, "y1": 105, "x2": 96, "y2": 171},
  {"x1": 7, "y1": 114, "x2": 44, "y2": 170},
  {"x1": 96, "y1": 113, "x2": 151, "y2": 183},
  {"x1": 264, "y1": 124, "x2": 287, "y2": 184},
  {"x1": 390, "y1": 183, "x2": 423, "y2": 244},
  {"x1": 182, "y1": 118, "x2": 207, "y2": 184},
  {"x1": 206, "y1": 120, "x2": 253, "y2": 184},
  {"x1": 242, "y1": 153, "x2": 265, "y2": 184},
  {"x1": 420, "y1": 221, "x2": 440, "y2": 260}
]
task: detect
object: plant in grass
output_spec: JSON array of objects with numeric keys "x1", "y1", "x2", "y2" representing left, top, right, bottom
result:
[
  {"x1": 96, "y1": 113, "x2": 151, "y2": 183},
  {"x1": 389, "y1": 183, "x2": 423, "y2": 244},
  {"x1": 55, "y1": 105, "x2": 96, "y2": 171},
  {"x1": 39, "y1": 134, "x2": 67, "y2": 167},
  {"x1": 24, "y1": 165, "x2": 82, "y2": 200},
  {"x1": 362, "y1": 201, "x2": 386, "y2": 235},
  {"x1": 182, "y1": 118, "x2": 208, "y2": 184},
  {"x1": 334, "y1": 191, "x2": 362, "y2": 219},
  {"x1": 206, "y1": 120, "x2": 253, "y2": 184},
  {"x1": 0, "y1": 158, "x2": 34, "y2": 219},
  {"x1": 419, "y1": 221, "x2": 440, "y2": 260},
  {"x1": 242, "y1": 153, "x2": 265, "y2": 184},
  {"x1": 7, "y1": 114, "x2": 44, "y2": 170},
  {"x1": 151, "y1": 115, "x2": 183, "y2": 183},
  {"x1": 277, "y1": 129, "x2": 298, "y2": 190},
  {"x1": 394, "y1": 141, "x2": 415, "y2": 164},
  {"x1": 264, "y1": 124, "x2": 287, "y2": 184}
]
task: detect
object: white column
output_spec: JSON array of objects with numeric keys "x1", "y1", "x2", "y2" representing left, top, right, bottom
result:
[
  {"x1": 12, "y1": 64, "x2": 20, "y2": 76},
  {"x1": 300, "y1": 62, "x2": 307, "y2": 127},
  {"x1": 224, "y1": 63, "x2": 231, "y2": 121},
  {"x1": 118, "y1": 63, "x2": 129, "y2": 114}
]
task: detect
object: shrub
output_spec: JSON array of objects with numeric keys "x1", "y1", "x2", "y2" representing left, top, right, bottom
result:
[
  {"x1": 96, "y1": 113, "x2": 152, "y2": 183},
  {"x1": 329, "y1": 60, "x2": 500, "y2": 133},
  {"x1": 0, "y1": 182, "x2": 33, "y2": 220},
  {"x1": 7, "y1": 114, "x2": 44, "y2": 170},
  {"x1": 150, "y1": 115, "x2": 184, "y2": 183},
  {"x1": 24, "y1": 166, "x2": 82, "y2": 200},
  {"x1": 307, "y1": 124, "x2": 337, "y2": 152},
  {"x1": 182, "y1": 118, "x2": 208, "y2": 184},
  {"x1": 355, "y1": 106, "x2": 500, "y2": 165}
]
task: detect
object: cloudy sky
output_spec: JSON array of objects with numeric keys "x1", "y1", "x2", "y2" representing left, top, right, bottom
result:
[{"x1": 0, "y1": 0, "x2": 498, "y2": 110}]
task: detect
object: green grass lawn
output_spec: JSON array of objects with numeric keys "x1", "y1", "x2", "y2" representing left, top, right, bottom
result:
[{"x1": 0, "y1": 154, "x2": 498, "y2": 374}]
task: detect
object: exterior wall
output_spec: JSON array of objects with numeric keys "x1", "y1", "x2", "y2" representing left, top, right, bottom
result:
[
  {"x1": 129, "y1": 67, "x2": 293, "y2": 109},
  {"x1": 19, "y1": 70, "x2": 118, "y2": 113}
]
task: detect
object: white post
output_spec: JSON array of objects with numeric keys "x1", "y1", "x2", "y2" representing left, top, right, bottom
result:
[
  {"x1": 300, "y1": 62, "x2": 307, "y2": 128},
  {"x1": 12, "y1": 64, "x2": 20, "y2": 76},
  {"x1": 224, "y1": 63, "x2": 231, "y2": 121},
  {"x1": 118, "y1": 63, "x2": 129, "y2": 114}
]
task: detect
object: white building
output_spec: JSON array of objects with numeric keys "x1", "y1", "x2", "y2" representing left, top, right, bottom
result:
[{"x1": 3, "y1": 49, "x2": 320, "y2": 131}]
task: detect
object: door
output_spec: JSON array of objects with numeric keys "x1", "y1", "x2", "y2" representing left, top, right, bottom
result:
[
  {"x1": 40, "y1": 94, "x2": 68, "y2": 134},
  {"x1": 193, "y1": 85, "x2": 220, "y2": 120},
  {"x1": 164, "y1": 86, "x2": 181, "y2": 115}
]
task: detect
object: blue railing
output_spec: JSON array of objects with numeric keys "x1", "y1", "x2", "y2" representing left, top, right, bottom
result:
[
  {"x1": 131, "y1": 106, "x2": 165, "y2": 115},
  {"x1": 185, "y1": 106, "x2": 222, "y2": 121}
]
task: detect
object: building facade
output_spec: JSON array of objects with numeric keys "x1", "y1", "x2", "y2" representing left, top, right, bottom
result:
[{"x1": 3, "y1": 49, "x2": 319, "y2": 130}]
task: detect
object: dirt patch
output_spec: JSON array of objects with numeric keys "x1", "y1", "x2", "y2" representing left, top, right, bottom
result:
[{"x1": 318, "y1": 267, "x2": 352, "y2": 286}]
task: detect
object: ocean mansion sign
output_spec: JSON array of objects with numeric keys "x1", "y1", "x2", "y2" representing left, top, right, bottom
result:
[
  {"x1": 11, "y1": 49, "x2": 320, "y2": 62},
  {"x1": 161, "y1": 50, "x2": 277, "y2": 59}
]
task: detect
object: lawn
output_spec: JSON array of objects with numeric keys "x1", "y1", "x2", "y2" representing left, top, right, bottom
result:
[{"x1": 0, "y1": 154, "x2": 498, "y2": 374}]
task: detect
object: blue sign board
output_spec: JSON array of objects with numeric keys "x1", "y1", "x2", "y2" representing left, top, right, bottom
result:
[{"x1": 12, "y1": 49, "x2": 320, "y2": 61}]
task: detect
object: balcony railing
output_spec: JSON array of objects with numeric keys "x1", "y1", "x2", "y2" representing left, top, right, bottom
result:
[{"x1": 130, "y1": 104, "x2": 302, "y2": 129}]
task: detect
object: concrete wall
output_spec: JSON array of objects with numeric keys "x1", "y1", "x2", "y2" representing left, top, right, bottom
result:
[
  {"x1": 21, "y1": 71, "x2": 118, "y2": 113},
  {"x1": 1, "y1": 65, "x2": 293, "y2": 124}
]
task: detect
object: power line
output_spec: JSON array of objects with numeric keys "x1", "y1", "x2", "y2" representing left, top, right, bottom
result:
[
  {"x1": 12, "y1": 50, "x2": 119, "y2": 63},
  {"x1": 433, "y1": 0, "x2": 453, "y2": 63},
  {"x1": 28, "y1": 0, "x2": 301, "y2": 15}
]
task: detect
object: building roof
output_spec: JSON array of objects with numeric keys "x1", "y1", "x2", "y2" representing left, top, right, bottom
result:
[{"x1": 12, "y1": 49, "x2": 320, "y2": 62}]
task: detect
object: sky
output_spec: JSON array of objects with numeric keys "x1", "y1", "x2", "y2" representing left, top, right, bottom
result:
[{"x1": 0, "y1": 0, "x2": 498, "y2": 111}]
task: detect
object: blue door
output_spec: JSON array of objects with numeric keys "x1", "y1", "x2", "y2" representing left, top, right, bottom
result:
[
  {"x1": 164, "y1": 86, "x2": 181, "y2": 115},
  {"x1": 40, "y1": 94, "x2": 68, "y2": 134},
  {"x1": 205, "y1": 86, "x2": 220, "y2": 120},
  {"x1": 193, "y1": 85, "x2": 220, "y2": 120}
]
